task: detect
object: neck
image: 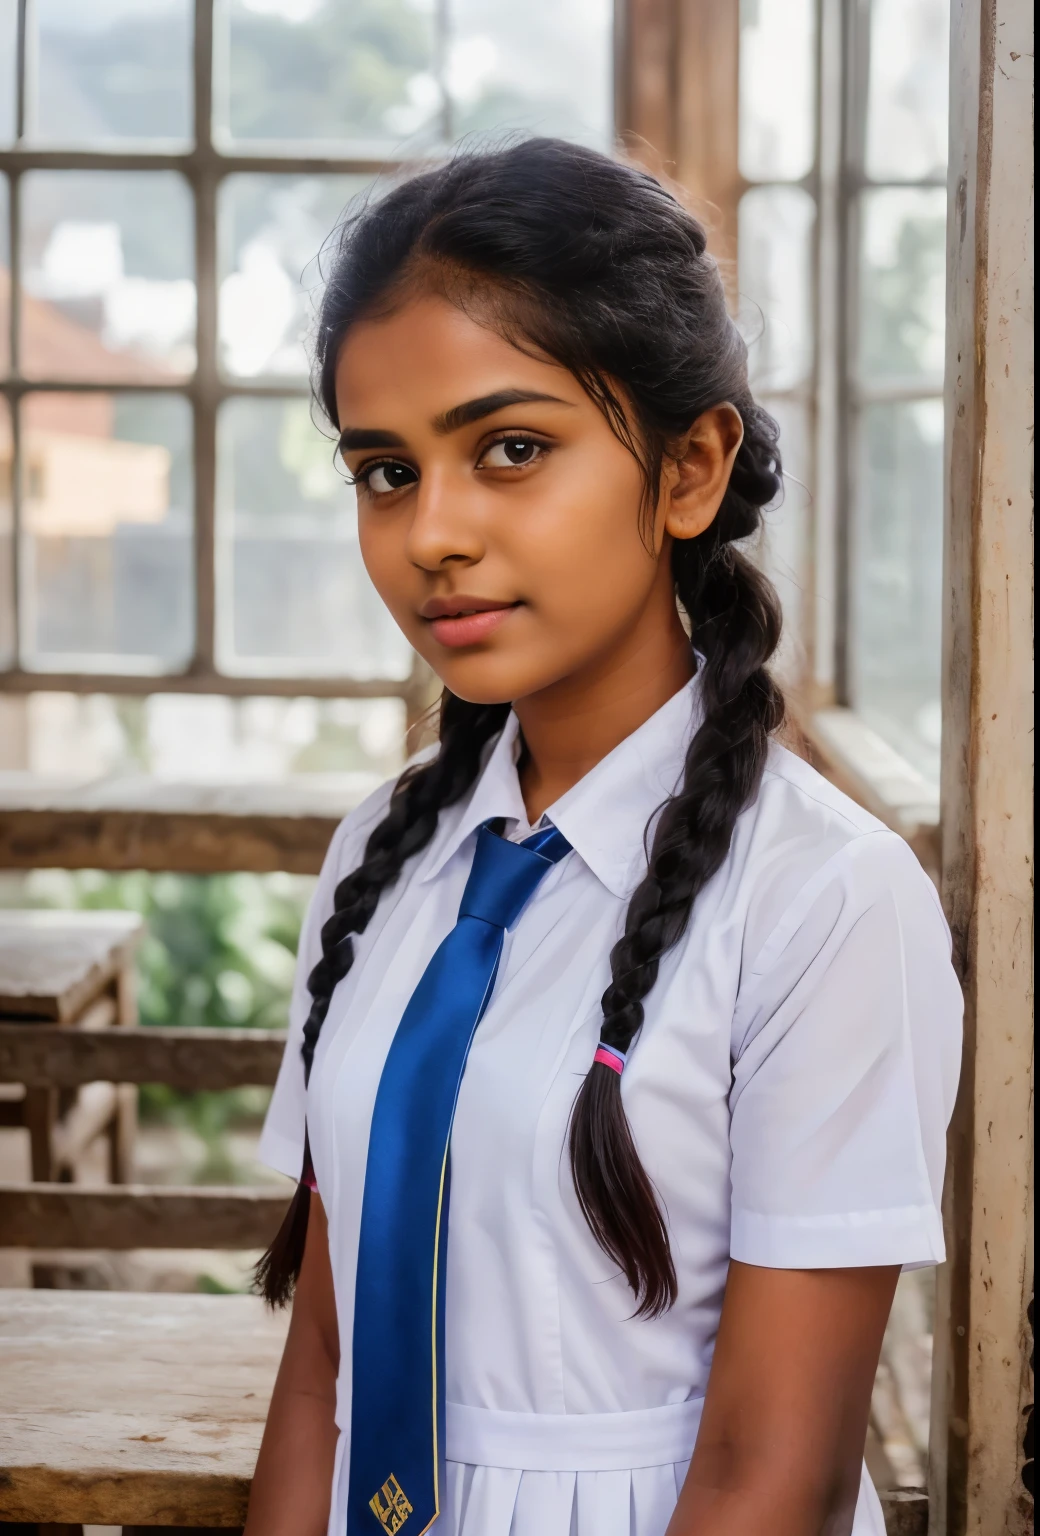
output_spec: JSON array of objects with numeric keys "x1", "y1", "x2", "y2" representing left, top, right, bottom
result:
[{"x1": 513, "y1": 598, "x2": 694, "y2": 824}]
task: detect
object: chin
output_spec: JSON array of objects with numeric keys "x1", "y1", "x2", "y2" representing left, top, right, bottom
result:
[{"x1": 431, "y1": 651, "x2": 554, "y2": 708}]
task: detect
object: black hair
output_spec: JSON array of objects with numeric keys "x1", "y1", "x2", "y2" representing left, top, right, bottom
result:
[{"x1": 256, "y1": 137, "x2": 785, "y2": 1315}]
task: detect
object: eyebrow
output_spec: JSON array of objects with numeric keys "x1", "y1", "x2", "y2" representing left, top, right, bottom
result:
[
  {"x1": 432, "y1": 389, "x2": 571, "y2": 435},
  {"x1": 337, "y1": 389, "x2": 571, "y2": 455}
]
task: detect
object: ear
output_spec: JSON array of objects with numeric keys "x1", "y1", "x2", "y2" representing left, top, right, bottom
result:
[{"x1": 661, "y1": 404, "x2": 744, "y2": 542}]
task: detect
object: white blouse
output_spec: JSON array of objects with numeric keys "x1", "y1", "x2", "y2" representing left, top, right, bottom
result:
[{"x1": 261, "y1": 678, "x2": 962, "y2": 1536}]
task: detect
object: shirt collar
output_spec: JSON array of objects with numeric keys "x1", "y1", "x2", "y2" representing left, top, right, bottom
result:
[{"x1": 418, "y1": 676, "x2": 701, "y2": 899}]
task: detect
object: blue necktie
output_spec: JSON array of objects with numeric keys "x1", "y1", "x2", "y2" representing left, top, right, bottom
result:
[{"x1": 347, "y1": 820, "x2": 572, "y2": 1535}]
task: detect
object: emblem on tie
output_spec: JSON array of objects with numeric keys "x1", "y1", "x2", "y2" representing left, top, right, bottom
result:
[{"x1": 369, "y1": 1473, "x2": 413, "y2": 1532}]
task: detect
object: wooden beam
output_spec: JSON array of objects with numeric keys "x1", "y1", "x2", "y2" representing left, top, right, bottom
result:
[
  {"x1": 616, "y1": 0, "x2": 677, "y2": 174},
  {"x1": 0, "y1": 1183, "x2": 292, "y2": 1250},
  {"x1": 0, "y1": 771, "x2": 375, "y2": 874},
  {"x1": 0, "y1": 1023, "x2": 288, "y2": 1090},
  {"x1": 615, "y1": 0, "x2": 740, "y2": 285},
  {"x1": 674, "y1": 0, "x2": 741, "y2": 271},
  {"x1": 932, "y1": 0, "x2": 1034, "y2": 1530}
]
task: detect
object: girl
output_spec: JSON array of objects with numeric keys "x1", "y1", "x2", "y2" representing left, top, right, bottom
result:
[{"x1": 245, "y1": 138, "x2": 962, "y2": 1536}]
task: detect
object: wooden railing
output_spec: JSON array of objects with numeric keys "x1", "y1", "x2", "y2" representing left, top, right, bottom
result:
[{"x1": 0, "y1": 1021, "x2": 291, "y2": 1252}]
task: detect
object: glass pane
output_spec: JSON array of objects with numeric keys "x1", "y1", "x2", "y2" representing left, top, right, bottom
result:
[
  {"x1": 739, "y1": 0, "x2": 816, "y2": 182},
  {"x1": 217, "y1": 396, "x2": 413, "y2": 679},
  {"x1": 757, "y1": 396, "x2": 811, "y2": 687},
  {"x1": 851, "y1": 398, "x2": 944, "y2": 784},
  {"x1": 866, "y1": 0, "x2": 949, "y2": 182},
  {"x1": 0, "y1": 395, "x2": 12, "y2": 665},
  {"x1": 448, "y1": 0, "x2": 613, "y2": 147},
  {"x1": 0, "y1": 2, "x2": 15, "y2": 145},
  {"x1": 22, "y1": 391, "x2": 193, "y2": 669},
  {"x1": 222, "y1": 0, "x2": 439, "y2": 149},
  {"x1": 21, "y1": 170, "x2": 196, "y2": 381},
  {"x1": 28, "y1": 0, "x2": 193, "y2": 145},
  {"x1": 738, "y1": 185, "x2": 815, "y2": 391},
  {"x1": 219, "y1": 174, "x2": 369, "y2": 378},
  {"x1": 0, "y1": 174, "x2": 9, "y2": 375},
  {"x1": 859, "y1": 187, "x2": 946, "y2": 385},
  {"x1": 19, "y1": 691, "x2": 406, "y2": 780}
]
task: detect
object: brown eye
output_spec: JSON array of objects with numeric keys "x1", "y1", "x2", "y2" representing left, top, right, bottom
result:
[
  {"x1": 365, "y1": 461, "x2": 418, "y2": 494},
  {"x1": 482, "y1": 438, "x2": 546, "y2": 469}
]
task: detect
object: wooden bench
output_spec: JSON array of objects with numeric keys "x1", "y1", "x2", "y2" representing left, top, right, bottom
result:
[
  {"x1": 0, "y1": 910, "x2": 143, "y2": 1194},
  {"x1": 0, "y1": 1287, "x2": 287, "y2": 1533}
]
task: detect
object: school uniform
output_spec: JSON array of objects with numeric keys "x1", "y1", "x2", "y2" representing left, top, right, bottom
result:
[{"x1": 261, "y1": 676, "x2": 962, "y2": 1536}]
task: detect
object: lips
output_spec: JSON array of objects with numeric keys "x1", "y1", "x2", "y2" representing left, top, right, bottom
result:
[{"x1": 419, "y1": 595, "x2": 521, "y2": 648}]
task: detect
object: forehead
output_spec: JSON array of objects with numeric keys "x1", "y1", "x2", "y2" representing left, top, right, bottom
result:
[{"x1": 332, "y1": 292, "x2": 588, "y2": 427}]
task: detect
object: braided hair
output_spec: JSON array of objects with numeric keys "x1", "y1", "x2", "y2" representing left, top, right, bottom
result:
[{"x1": 257, "y1": 138, "x2": 785, "y2": 1312}]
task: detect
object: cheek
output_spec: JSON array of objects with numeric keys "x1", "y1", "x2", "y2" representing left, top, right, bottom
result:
[
  {"x1": 520, "y1": 458, "x2": 655, "y2": 616},
  {"x1": 357, "y1": 513, "x2": 416, "y2": 614}
]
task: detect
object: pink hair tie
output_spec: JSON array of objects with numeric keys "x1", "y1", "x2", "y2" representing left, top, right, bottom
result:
[{"x1": 594, "y1": 1043, "x2": 627, "y2": 1075}]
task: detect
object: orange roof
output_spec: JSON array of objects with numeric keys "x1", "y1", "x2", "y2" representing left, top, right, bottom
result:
[{"x1": 0, "y1": 268, "x2": 180, "y2": 387}]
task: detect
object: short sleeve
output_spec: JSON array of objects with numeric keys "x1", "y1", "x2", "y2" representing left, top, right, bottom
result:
[
  {"x1": 728, "y1": 831, "x2": 963, "y2": 1270},
  {"x1": 257, "y1": 780, "x2": 395, "y2": 1179}
]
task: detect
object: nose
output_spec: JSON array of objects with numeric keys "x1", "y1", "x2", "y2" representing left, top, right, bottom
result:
[{"x1": 404, "y1": 463, "x2": 486, "y2": 571}]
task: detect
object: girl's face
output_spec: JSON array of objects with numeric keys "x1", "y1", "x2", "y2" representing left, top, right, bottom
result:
[{"x1": 334, "y1": 292, "x2": 734, "y2": 707}]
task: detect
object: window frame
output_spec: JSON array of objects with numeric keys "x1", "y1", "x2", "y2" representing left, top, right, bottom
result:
[
  {"x1": 803, "y1": 0, "x2": 946, "y2": 849},
  {"x1": 0, "y1": 0, "x2": 432, "y2": 713}
]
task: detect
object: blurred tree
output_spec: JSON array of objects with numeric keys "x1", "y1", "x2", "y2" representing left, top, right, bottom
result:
[{"x1": 227, "y1": 0, "x2": 435, "y2": 142}]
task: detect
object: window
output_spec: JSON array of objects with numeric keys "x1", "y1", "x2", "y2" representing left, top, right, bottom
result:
[
  {"x1": 738, "y1": 0, "x2": 949, "y2": 815},
  {"x1": 0, "y1": 0, "x2": 613, "y2": 772}
]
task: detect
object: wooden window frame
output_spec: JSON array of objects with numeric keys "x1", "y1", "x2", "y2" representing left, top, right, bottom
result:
[{"x1": 0, "y1": 0, "x2": 431, "y2": 716}]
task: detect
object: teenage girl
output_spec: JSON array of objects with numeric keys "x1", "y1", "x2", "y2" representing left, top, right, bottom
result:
[{"x1": 244, "y1": 139, "x2": 962, "y2": 1536}]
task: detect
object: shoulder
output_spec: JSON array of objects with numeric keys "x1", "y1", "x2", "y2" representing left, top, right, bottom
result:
[{"x1": 733, "y1": 743, "x2": 948, "y2": 978}]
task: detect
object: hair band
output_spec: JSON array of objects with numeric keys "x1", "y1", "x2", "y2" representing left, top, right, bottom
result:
[{"x1": 594, "y1": 1043, "x2": 627, "y2": 1076}]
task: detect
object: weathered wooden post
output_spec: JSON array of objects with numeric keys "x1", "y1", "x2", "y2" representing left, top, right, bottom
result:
[{"x1": 931, "y1": 0, "x2": 1034, "y2": 1529}]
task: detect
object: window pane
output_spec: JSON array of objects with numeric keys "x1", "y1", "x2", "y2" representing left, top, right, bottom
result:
[
  {"x1": 19, "y1": 691, "x2": 406, "y2": 781},
  {"x1": 0, "y1": 3, "x2": 15, "y2": 145},
  {"x1": 739, "y1": 0, "x2": 816, "y2": 182},
  {"x1": 0, "y1": 174, "x2": 9, "y2": 375},
  {"x1": 858, "y1": 187, "x2": 946, "y2": 385},
  {"x1": 219, "y1": 174, "x2": 369, "y2": 378},
  {"x1": 28, "y1": 0, "x2": 192, "y2": 145},
  {"x1": 21, "y1": 170, "x2": 196, "y2": 381},
  {"x1": 22, "y1": 391, "x2": 193, "y2": 669},
  {"x1": 739, "y1": 185, "x2": 815, "y2": 391},
  {"x1": 851, "y1": 399, "x2": 943, "y2": 784},
  {"x1": 0, "y1": 395, "x2": 12, "y2": 665},
  {"x1": 221, "y1": 0, "x2": 439, "y2": 148},
  {"x1": 448, "y1": 0, "x2": 613, "y2": 147},
  {"x1": 217, "y1": 397, "x2": 412, "y2": 680},
  {"x1": 866, "y1": 0, "x2": 949, "y2": 182}
]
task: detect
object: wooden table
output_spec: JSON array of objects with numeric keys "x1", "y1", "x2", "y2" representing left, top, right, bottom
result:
[
  {"x1": 0, "y1": 1288, "x2": 288, "y2": 1529},
  {"x1": 0, "y1": 910, "x2": 143, "y2": 1194}
]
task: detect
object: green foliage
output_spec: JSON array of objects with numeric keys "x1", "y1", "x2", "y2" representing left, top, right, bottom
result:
[
  {"x1": 228, "y1": 0, "x2": 434, "y2": 141},
  {"x1": 43, "y1": 869, "x2": 307, "y2": 1033}
]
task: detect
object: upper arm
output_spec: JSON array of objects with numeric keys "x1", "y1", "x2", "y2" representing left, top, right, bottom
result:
[{"x1": 671, "y1": 1260, "x2": 899, "y2": 1536}]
